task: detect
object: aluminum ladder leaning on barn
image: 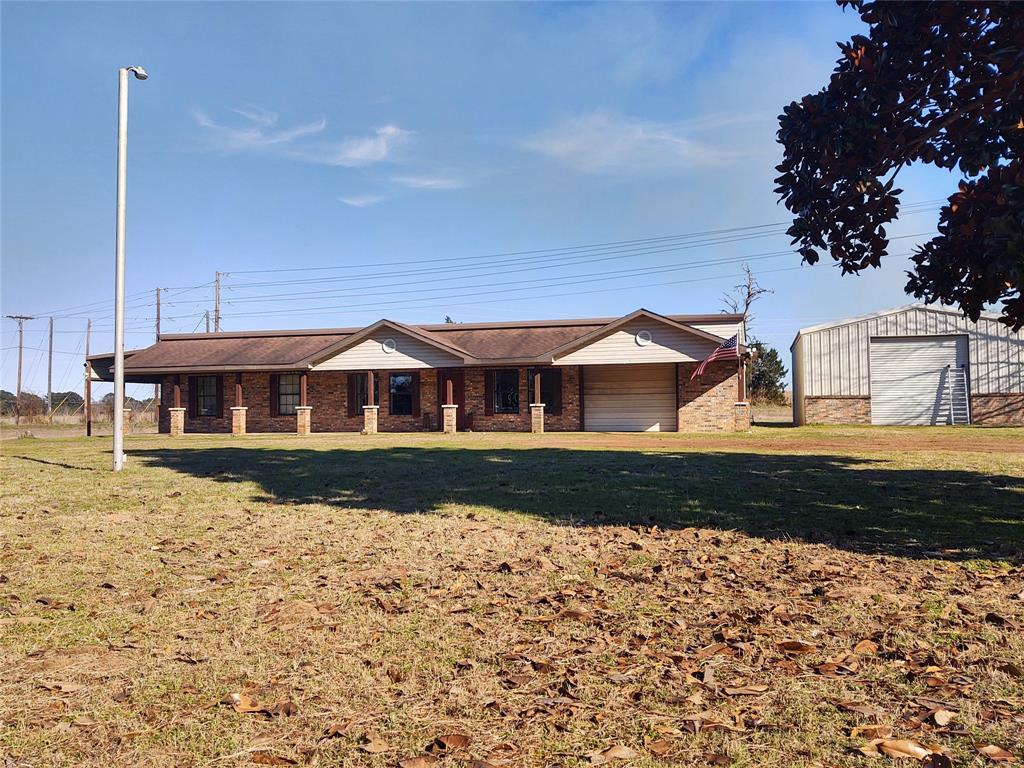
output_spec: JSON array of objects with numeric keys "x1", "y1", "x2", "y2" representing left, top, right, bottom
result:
[{"x1": 946, "y1": 364, "x2": 971, "y2": 425}]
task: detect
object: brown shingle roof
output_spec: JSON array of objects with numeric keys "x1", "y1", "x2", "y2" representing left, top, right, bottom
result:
[
  {"x1": 118, "y1": 331, "x2": 353, "y2": 372},
  {"x1": 92, "y1": 312, "x2": 742, "y2": 375},
  {"x1": 429, "y1": 323, "x2": 604, "y2": 359}
]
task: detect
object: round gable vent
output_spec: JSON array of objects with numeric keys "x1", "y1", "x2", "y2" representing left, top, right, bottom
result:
[
  {"x1": 635, "y1": 329, "x2": 653, "y2": 346},
  {"x1": 382, "y1": 338, "x2": 397, "y2": 354}
]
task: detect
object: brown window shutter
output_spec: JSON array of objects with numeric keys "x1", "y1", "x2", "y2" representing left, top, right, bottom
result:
[
  {"x1": 347, "y1": 374, "x2": 357, "y2": 417},
  {"x1": 549, "y1": 368, "x2": 563, "y2": 415},
  {"x1": 269, "y1": 374, "x2": 279, "y2": 417},
  {"x1": 216, "y1": 376, "x2": 225, "y2": 418},
  {"x1": 484, "y1": 370, "x2": 494, "y2": 416},
  {"x1": 187, "y1": 376, "x2": 198, "y2": 418},
  {"x1": 411, "y1": 372, "x2": 421, "y2": 418}
]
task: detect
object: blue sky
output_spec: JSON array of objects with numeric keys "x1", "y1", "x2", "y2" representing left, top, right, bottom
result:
[{"x1": 1, "y1": 1, "x2": 954, "y2": 400}]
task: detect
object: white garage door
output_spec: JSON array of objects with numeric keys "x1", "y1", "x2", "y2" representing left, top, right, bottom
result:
[
  {"x1": 869, "y1": 336, "x2": 968, "y2": 425},
  {"x1": 584, "y1": 363, "x2": 677, "y2": 432}
]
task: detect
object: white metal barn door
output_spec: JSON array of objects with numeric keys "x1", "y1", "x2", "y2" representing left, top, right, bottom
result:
[
  {"x1": 583, "y1": 363, "x2": 677, "y2": 432},
  {"x1": 868, "y1": 336, "x2": 968, "y2": 425}
]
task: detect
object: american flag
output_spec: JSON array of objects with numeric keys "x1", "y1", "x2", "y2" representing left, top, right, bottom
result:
[{"x1": 690, "y1": 335, "x2": 738, "y2": 380}]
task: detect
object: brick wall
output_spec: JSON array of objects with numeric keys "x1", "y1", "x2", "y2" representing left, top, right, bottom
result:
[
  {"x1": 971, "y1": 393, "x2": 1024, "y2": 425},
  {"x1": 803, "y1": 396, "x2": 872, "y2": 425},
  {"x1": 160, "y1": 370, "x2": 439, "y2": 434},
  {"x1": 676, "y1": 360, "x2": 742, "y2": 432},
  {"x1": 463, "y1": 366, "x2": 581, "y2": 432}
]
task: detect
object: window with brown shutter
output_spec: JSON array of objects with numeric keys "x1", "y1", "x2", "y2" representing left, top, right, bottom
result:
[
  {"x1": 346, "y1": 374, "x2": 357, "y2": 417},
  {"x1": 189, "y1": 375, "x2": 220, "y2": 417},
  {"x1": 277, "y1": 374, "x2": 300, "y2": 415},
  {"x1": 269, "y1": 374, "x2": 279, "y2": 417},
  {"x1": 492, "y1": 369, "x2": 519, "y2": 414},
  {"x1": 388, "y1": 373, "x2": 415, "y2": 416}
]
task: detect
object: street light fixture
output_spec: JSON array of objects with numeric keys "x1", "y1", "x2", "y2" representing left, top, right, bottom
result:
[{"x1": 112, "y1": 65, "x2": 147, "y2": 472}]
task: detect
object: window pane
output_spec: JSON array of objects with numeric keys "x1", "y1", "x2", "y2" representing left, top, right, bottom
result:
[
  {"x1": 196, "y1": 375, "x2": 218, "y2": 416},
  {"x1": 493, "y1": 370, "x2": 519, "y2": 414},
  {"x1": 390, "y1": 374, "x2": 413, "y2": 416},
  {"x1": 278, "y1": 374, "x2": 300, "y2": 416}
]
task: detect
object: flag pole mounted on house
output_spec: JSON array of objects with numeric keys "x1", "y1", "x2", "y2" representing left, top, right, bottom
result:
[{"x1": 691, "y1": 335, "x2": 738, "y2": 380}]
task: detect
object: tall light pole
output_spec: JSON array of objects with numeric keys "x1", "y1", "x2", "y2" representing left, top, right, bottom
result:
[{"x1": 113, "y1": 65, "x2": 147, "y2": 472}]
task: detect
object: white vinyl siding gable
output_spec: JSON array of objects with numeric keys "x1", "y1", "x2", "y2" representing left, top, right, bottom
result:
[
  {"x1": 554, "y1": 320, "x2": 722, "y2": 366},
  {"x1": 312, "y1": 331, "x2": 462, "y2": 371}
]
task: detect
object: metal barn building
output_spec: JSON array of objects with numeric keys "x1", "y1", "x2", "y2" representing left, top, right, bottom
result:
[{"x1": 791, "y1": 304, "x2": 1024, "y2": 426}]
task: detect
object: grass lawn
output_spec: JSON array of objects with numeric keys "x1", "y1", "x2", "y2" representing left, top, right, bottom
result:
[{"x1": 1, "y1": 427, "x2": 1023, "y2": 767}]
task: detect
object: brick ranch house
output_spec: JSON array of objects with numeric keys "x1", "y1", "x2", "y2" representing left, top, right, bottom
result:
[{"x1": 90, "y1": 309, "x2": 751, "y2": 434}]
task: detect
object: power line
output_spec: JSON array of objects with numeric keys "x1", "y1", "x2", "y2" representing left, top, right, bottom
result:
[
  {"x1": 225, "y1": 199, "x2": 943, "y2": 277},
  {"x1": 202, "y1": 232, "x2": 930, "y2": 322}
]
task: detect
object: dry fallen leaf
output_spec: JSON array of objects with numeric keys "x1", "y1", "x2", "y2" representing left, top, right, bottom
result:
[
  {"x1": 978, "y1": 744, "x2": 1016, "y2": 763},
  {"x1": 360, "y1": 734, "x2": 392, "y2": 754},
  {"x1": 854, "y1": 639, "x2": 879, "y2": 655},
  {"x1": 39, "y1": 680, "x2": 83, "y2": 693},
  {"x1": 250, "y1": 753, "x2": 297, "y2": 766},
  {"x1": 777, "y1": 640, "x2": 817, "y2": 655},
  {"x1": 225, "y1": 692, "x2": 265, "y2": 714},
  {"x1": 859, "y1": 739, "x2": 938, "y2": 760},
  {"x1": 588, "y1": 745, "x2": 639, "y2": 764},
  {"x1": 932, "y1": 709, "x2": 954, "y2": 727},
  {"x1": 646, "y1": 739, "x2": 674, "y2": 756}
]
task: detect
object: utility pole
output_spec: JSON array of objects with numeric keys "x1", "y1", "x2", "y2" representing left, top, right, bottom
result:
[
  {"x1": 85, "y1": 319, "x2": 92, "y2": 437},
  {"x1": 6, "y1": 315, "x2": 34, "y2": 425},
  {"x1": 214, "y1": 271, "x2": 221, "y2": 333},
  {"x1": 47, "y1": 317, "x2": 54, "y2": 419},
  {"x1": 205, "y1": 309, "x2": 210, "y2": 333},
  {"x1": 154, "y1": 287, "x2": 161, "y2": 404}
]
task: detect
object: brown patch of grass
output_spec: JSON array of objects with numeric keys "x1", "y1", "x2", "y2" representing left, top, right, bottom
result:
[{"x1": 1, "y1": 429, "x2": 1022, "y2": 767}]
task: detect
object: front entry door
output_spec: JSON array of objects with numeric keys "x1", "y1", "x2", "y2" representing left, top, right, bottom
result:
[{"x1": 437, "y1": 369, "x2": 466, "y2": 430}]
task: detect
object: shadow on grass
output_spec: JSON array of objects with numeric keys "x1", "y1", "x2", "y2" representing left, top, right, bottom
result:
[{"x1": 134, "y1": 447, "x2": 1024, "y2": 562}]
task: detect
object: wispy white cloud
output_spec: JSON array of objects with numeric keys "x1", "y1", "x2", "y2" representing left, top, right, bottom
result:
[
  {"x1": 317, "y1": 125, "x2": 411, "y2": 168},
  {"x1": 193, "y1": 108, "x2": 410, "y2": 167},
  {"x1": 523, "y1": 111, "x2": 754, "y2": 175},
  {"x1": 338, "y1": 194, "x2": 388, "y2": 207},
  {"x1": 391, "y1": 175, "x2": 464, "y2": 190}
]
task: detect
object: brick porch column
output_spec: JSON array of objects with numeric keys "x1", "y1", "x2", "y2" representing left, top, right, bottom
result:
[
  {"x1": 122, "y1": 408, "x2": 132, "y2": 436},
  {"x1": 442, "y1": 404, "x2": 458, "y2": 434},
  {"x1": 296, "y1": 405, "x2": 312, "y2": 435},
  {"x1": 168, "y1": 407, "x2": 185, "y2": 436},
  {"x1": 231, "y1": 407, "x2": 247, "y2": 435},
  {"x1": 734, "y1": 402, "x2": 751, "y2": 431},
  {"x1": 530, "y1": 403, "x2": 545, "y2": 433},
  {"x1": 363, "y1": 405, "x2": 379, "y2": 434}
]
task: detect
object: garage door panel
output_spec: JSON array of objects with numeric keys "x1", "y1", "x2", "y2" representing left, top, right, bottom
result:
[
  {"x1": 584, "y1": 363, "x2": 676, "y2": 432},
  {"x1": 869, "y1": 336, "x2": 967, "y2": 426}
]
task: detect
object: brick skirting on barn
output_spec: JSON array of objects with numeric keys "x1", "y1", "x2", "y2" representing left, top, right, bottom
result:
[
  {"x1": 159, "y1": 361, "x2": 746, "y2": 434},
  {"x1": 803, "y1": 396, "x2": 872, "y2": 425},
  {"x1": 970, "y1": 393, "x2": 1024, "y2": 425}
]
